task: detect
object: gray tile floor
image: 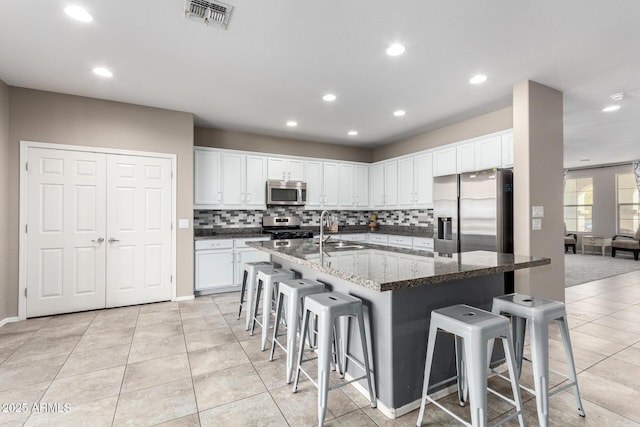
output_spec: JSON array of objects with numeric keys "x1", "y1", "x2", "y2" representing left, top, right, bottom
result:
[{"x1": 1, "y1": 270, "x2": 640, "y2": 426}]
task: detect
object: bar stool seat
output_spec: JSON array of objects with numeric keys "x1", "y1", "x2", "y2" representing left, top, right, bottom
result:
[
  {"x1": 269, "y1": 279, "x2": 326, "y2": 383},
  {"x1": 238, "y1": 261, "x2": 278, "y2": 331},
  {"x1": 492, "y1": 293, "x2": 585, "y2": 427},
  {"x1": 416, "y1": 304, "x2": 524, "y2": 427},
  {"x1": 251, "y1": 268, "x2": 295, "y2": 351},
  {"x1": 293, "y1": 291, "x2": 376, "y2": 426}
]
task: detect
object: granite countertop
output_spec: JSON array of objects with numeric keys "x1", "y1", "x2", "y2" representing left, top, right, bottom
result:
[
  {"x1": 194, "y1": 225, "x2": 433, "y2": 240},
  {"x1": 248, "y1": 238, "x2": 550, "y2": 292}
]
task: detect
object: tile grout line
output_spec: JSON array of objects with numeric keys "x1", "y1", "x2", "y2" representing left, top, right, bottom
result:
[{"x1": 110, "y1": 306, "x2": 141, "y2": 427}]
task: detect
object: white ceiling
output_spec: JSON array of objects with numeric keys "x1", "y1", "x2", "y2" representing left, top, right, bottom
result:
[{"x1": 1, "y1": 1, "x2": 639, "y2": 168}]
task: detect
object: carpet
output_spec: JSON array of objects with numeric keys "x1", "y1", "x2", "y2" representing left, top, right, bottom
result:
[{"x1": 565, "y1": 252, "x2": 640, "y2": 287}]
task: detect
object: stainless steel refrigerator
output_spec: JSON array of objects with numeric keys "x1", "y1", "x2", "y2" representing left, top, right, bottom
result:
[{"x1": 434, "y1": 169, "x2": 513, "y2": 254}]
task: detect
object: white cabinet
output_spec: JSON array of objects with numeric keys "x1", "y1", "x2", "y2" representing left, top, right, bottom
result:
[
  {"x1": 323, "y1": 162, "x2": 340, "y2": 208},
  {"x1": 195, "y1": 148, "x2": 266, "y2": 209},
  {"x1": 338, "y1": 163, "x2": 354, "y2": 208},
  {"x1": 414, "y1": 153, "x2": 433, "y2": 207},
  {"x1": 456, "y1": 141, "x2": 477, "y2": 173},
  {"x1": 397, "y1": 157, "x2": 415, "y2": 208},
  {"x1": 388, "y1": 235, "x2": 413, "y2": 248},
  {"x1": 341, "y1": 233, "x2": 367, "y2": 242},
  {"x1": 433, "y1": 147, "x2": 457, "y2": 177},
  {"x1": 304, "y1": 160, "x2": 323, "y2": 208},
  {"x1": 195, "y1": 239, "x2": 234, "y2": 292},
  {"x1": 194, "y1": 150, "x2": 222, "y2": 207},
  {"x1": 413, "y1": 237, "x2": 434, "y2": 252},
  {"x1": 222, "y1": 153, "x2": 267, "y2": 209},
  {"x1": 369, "y1": 161, "x2": 398, "y2": 209},
  {"x1": 475, "y1": 135, "x2": 503, "y2": 170},
  {"x1": 368, "y1": 234, "x2": 389, "y2": 245},
  {"x1": 268, "y1": 157, "x2": 304, "y2": 181},
  {"x1": 195, "y1": 237, "x2": 269, "y2": 294},
  {"x1": 501, "y1": 133, "x2": 514, "y2": 168},
  {"x1": 354, "y1": 165, "x2": 369, "y2": 208}
]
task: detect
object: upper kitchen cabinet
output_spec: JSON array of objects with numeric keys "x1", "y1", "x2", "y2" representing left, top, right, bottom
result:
[
  {"x1": 475, "y1": 135, "x2": 503, "y2": 170},
  {"x1": 456, "y1": 140, "x2": 476, "y2": 173},
  {"x1": 501, "y1": 133, "x2": 514, "y2": 168},
  {"x1": 354, "y1": 164, "x2": 369, "y2": 208},
  {"x1": 370, "y1": 160, "x2": 398, "y2": 209},
  {"x1": 414, "y1": 152, "x2": 433, "y2": 207},
  {"x1": 432, "y1": 147, "x2": 456, "y2": 177},
  {"x1": 397, "y1": 157, "x2": 415, "y2": 208},
  {"x1": 338, "y1": 163, "x2": 369, "y2": 209},
  {"x1": 304, "y1": 160, "x2": 324, "y2": 208},
  {"x1": 322, "y1": 162, "x2": 340, "y2": 208},
  {"x1": 194, "y1": 148, "x2": 266, "y2": 209},
  {"x1": 338, "y1": 163, "x2": 354, "y2": 208},
  {"x1": 194, "y1": 149, "x2": 222, "y2": 207},
  {"x1": 267, "y1": 157, "x2": 304, "y2": 181}
]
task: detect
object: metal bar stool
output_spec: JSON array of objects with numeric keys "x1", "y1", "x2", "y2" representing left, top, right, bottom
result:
[
  {"x1": 416, "y1": 304, "x2": 524, "y2": 427},
  {"x1": 492, "y1": 293, "x2": 585, "y2": 427},
  {"x1": 238, "y1": 261, "x2": 279, "y2": 331},
  {"x1": 293, "y1": 291, "x2": 376, "y2": 426},
  {"x1": 269, "y1": 279, "x2": 326, "y2": 383},
  {"x1": 251, "y1": 268, "x2": 295, "y2": 351}
]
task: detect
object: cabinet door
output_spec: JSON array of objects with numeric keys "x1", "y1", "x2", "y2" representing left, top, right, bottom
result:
[
  {"x1": 305, "y1": 160, "x2": 324, "y2": 208},
  {"x1": 195, "y1": 250, "x2": 234, "y2": 291},
  {"x1": 194, "y1": 150, "x2": 221, "y2": 206},
  {"x1": 397, "y1": 157, "x2": 415, "y2": 208},
  {"x1": 287, "y1": 159, "x2": 305, "y2": 181},
  {"x1": 323, "y1": 162, "x2": 340, "y2": 207},
  {"x1": 245, "y1": 155, "x2": 267, "y2": 207},
  {"x1": 267, "y1": 157, "x2": 286, "y2": 181},
  {"x1": 370, "y1": 163, "x2": 385, "y2": 208},
  {"x1": 456, "y1": 141, "x2": 476, "y2": 173},
  {"x1": 338, "y1": 163, "x2": 354, "y2": 208},
  {"x1": 414, "y1": 152, "x2": 433, "y2": 207},
  {"x1": 475, "y1": 136, "x2": 502, "y2": 170},
  {"x1": 433, "y1": 147, "x2": 457, "y2": 177},
  {"x1": 501, "y1": 133, "x2": 514, "y2": 168},
  {"x1": 354, "y1": 165, "x2": 369, "y2": 207},
  {"x1": 384, "y1": 161, "x2": 398, "y2": 207},
  {"x1": 221, "y1": 153, "x2": 245, "y2": 207}
]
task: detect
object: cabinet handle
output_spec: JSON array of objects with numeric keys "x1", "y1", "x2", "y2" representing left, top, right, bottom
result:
[
  {"x1": 288, "y1": 172, "x2": 291, "y2": 180},
  {"x1": 247, "y1": 193, "x2": 251, "y2": 201},
  {"x1": 91, "y1": 237, "x2": 104, "y2": 243},
  {"x1": 218, "y1": 192, "x2": 222, "y2": 202},
  {"x1": 283, "y1": 172, "x2": 286, "y2": 180}
]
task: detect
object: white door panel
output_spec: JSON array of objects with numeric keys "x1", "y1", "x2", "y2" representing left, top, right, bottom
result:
[
  {"x1": 26, "y1": 148, "x2": 107, "y2": 317},
  {"x1": 106, "y1": 155, "x2": 172, "y2": 307}
]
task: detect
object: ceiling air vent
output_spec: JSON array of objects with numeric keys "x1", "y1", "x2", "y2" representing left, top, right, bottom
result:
[{"x1": 185, "y1": 0, "x2": 233, "y2": 29}]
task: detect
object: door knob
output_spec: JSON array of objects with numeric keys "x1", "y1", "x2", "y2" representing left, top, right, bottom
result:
[
  {"x1": 108, "y1": 238, "x2": 120, "y2": 243},
  {"x1": 92, "y1": 237, "x2": 104, "y2": 243}
]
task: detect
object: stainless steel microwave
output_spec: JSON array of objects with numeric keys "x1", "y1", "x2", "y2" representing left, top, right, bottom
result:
[{"x1": 266, "y1": 180, "x2": 307, "y2": 206}]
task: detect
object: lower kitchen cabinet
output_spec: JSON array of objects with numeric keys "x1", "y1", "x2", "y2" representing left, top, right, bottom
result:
[{"x1": 195, "y1": 237, "x2": 269, "y2": 294}]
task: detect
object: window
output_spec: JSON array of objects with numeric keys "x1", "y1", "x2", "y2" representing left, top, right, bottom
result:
[
  {"x1": 616, "y1": 173, "x2": 640, "y2": 234},
  {"x1": 564, "y1": 177, "x2": 593, "y2": 232}
]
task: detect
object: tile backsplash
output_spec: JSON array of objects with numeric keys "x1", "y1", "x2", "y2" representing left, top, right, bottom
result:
[{"x1": 194, "y1": 207, "x2": 433, "y2": 229}]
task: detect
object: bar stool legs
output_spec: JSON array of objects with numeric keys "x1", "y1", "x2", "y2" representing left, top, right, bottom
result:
[
  {"x1": 492, "y1": 294, "x2": 585, "y2": 427},
  {"x1": 293, "y1": 292, "x2": 376, "y2": 426},
  {"x1": 237, "y1": 261, "x2": 278, "y2": 331},
  {"x1": 250, "y1": 268, "x2": 295, "y2": 351},
  {"x1": 416, "y1": 304, "x2": 524, "y2": 427}
]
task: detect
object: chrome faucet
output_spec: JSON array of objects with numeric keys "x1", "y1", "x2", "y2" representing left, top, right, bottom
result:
[{"x1": 319, "y1": 210, "x2": 331, "y2": 244}]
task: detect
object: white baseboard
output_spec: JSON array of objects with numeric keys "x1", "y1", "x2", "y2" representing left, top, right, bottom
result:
[
  {"x1": 344, "y1": 372, "x2": 456, "y2": 419},
  {"x1": 0, "y1": 317, "x2": 19, "y2": 328},
  {"x1": 174, "y1": 295, "x2": 195, "y2": 302}
]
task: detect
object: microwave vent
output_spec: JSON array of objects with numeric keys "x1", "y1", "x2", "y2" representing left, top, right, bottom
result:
[{"x1": 184, "y1": 0, "x2": 233, "y2": 29}]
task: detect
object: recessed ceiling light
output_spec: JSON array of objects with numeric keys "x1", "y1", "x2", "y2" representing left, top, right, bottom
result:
[
  {"x1": 64, "y1": 5, "x2": 93, "y2": 22},
  {"x1": 286, "y1": 121, "x2": 298, "y2": 127},
  {"x1": 92, "y1": 67, "x2": 113, "y2": 78},
  {"x1": 322, "y1": 94, "x2": 337, "y2": 102},
  {"x1": 393, "y1": 110, "x2": 406, "y2": 117},
  {"x1": 348, "y1": 130, "x2": 358, "y2": 136},
  {"x1": 469, "y1": 74, "x2": 487, "y2": 84},
  {"x1": 386, "y1": 44, "x2": 406, "y2": 57},
  {"x1": 580, "y1": 157, "x2": 591, "y2": 162},
  {"x1": 610, "y1": 93, "x2": 624, "y2": 101},
  {"x1": 602, "y1": 105, "x2": 621, "y2": 112}
]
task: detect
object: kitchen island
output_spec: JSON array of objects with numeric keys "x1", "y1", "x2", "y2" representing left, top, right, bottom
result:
[{"x1": 249, "y1": 239, "x2": 550, "y2": 418}]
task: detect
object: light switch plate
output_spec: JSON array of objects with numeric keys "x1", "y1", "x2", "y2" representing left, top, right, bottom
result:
[
  {"x1": 178, "y1": 219, "x2": 189, "y2": 229},
  {"x1": 532, "y1": 206, "x2": 544, "y2": 218},
  {"x1": 532, "y1": 218, "x2": 542, "y2": 231}
]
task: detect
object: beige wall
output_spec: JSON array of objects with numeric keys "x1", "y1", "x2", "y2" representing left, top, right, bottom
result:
[
  {"x1": 195, "y1": 127, "x2": 372, "y2": 163},
  {"x1": 0, "y1": 80, "x2": 9, "y2": 320},
  {"x1": 513, "y1": 81, "x2": 565, "y2": 301},
  {"x1": 372, "y1": 107, "x2": 513, "y2": 162},
  {"x1": 7, "y1": 88, "x2": 194, "y2": 317}
]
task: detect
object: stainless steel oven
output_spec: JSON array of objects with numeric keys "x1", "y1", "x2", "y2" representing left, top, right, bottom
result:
[{"x1": 266, "y1": 180, "x2": 307, "y2": 206}]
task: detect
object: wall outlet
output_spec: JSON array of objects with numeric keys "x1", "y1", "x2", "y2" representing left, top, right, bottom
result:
[
  {"x1": 178, "y1": 219, "x2": 189, "y2": 229},
  {"x1": 532, "y1": 218, "x2": 542, "y2": 231}
]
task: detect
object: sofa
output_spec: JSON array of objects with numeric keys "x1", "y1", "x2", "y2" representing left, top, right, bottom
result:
[
  {"x1": 564, "y1": 224, "x2": 577, "y2": 254},
  {"x1": 611, "y1": 226, "x2": 640, "y2": 261}
]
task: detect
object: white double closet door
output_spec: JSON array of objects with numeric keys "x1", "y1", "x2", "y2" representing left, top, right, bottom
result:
[{"x1": 25, "y1": 147, "x2": 173, "y2": 317}]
